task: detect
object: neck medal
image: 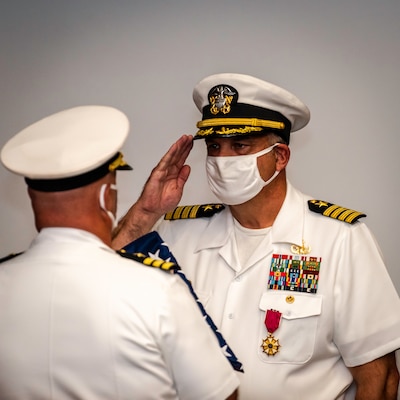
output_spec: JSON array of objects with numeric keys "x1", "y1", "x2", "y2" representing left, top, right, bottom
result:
[{"x1": 261, "y1": 309, "x2": 282, "y2": 356}]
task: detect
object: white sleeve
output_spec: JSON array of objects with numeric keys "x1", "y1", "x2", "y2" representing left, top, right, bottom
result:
[
  {"x1": 333, "y1": 223, "x2": 400, "y2": 367},
  {"x1": 159, "y1": 276, "x2": 239, "y2": 400}
]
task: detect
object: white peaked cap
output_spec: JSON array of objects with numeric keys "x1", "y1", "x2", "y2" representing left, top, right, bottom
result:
[
  {"x1": 193, "y1": 73, "x2": 310, "y2": 143},
  {"x1": 1, "y1": 105, "x2": 132, "y2": 191}
]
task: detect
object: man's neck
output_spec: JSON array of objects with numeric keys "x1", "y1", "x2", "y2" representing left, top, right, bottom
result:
[
  {"x1": 229, "y1": 175, "x2": 287, "y2": 229},
  {"x1": 36, "y1": 217, "x2": 113, "y2": 247}
]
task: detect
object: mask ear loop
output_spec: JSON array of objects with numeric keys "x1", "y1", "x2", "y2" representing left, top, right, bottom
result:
[
  {"x1": 261, "y1": 170, "x2": 280, "y2": 187},
  {"x1": 99, "y1": 183, "x2": 118, "y2": 230},
  {"x1": 256, "y1": 142, "x2": 280, "y2": 157},
  {"x1": 259, "y1": 143, "x2": 281, "y2": 187}
]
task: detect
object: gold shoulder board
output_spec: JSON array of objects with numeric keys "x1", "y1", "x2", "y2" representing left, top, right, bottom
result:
[
  {"x1": 308, "y1": 200, "x2": 366, "y2": 224},
  {"x1": 0, "y1": 252, "x2": 23, "y2": 263},
  {"x1": 164, "y1": 203, "x2": 225, "y2": 220},
  {"x1": 118, "y1": 250, "x2": 179, "y2": 273}
]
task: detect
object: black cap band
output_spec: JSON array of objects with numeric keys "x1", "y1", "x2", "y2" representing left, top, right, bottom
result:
[
  {"x1": 196, "y1": 103, "x2": 292, "y2": 143},
  {"x1": 25, "y1": 153, "x2": 130, "y2": 192}
]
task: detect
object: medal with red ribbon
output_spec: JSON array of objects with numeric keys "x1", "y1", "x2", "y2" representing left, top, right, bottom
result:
[{"x1": 261, "y1": 309, "x2": 282, "y2": 356}]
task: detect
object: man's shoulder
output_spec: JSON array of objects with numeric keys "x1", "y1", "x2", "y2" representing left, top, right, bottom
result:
[
  {"x1": 163, "y1": 203, "x2": 225, "y2": 221},
  {"x1": 117, "y1": 249, "x2": 179, "y2": 274},
  {"x1": 307, "y1": 199, "x2": 366, "y2": 225},
  {"x1": 288, "y1": 183, "x2": 366, "y2": 226}
]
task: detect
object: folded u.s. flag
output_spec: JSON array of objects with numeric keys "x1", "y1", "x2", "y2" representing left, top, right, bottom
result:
[{"x1": 120, "y1": 231, "x2": 244, "y2": 373}]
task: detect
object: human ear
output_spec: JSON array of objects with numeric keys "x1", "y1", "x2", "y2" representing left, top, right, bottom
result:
[{"x1": 274, "y1": 144, "x2": 290, "y2": 171}]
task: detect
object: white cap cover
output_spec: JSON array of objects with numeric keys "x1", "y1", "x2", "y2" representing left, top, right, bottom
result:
[
  {"x1": 1, "y1": 105, "x2": 132, "y2": 191},
  {"x1": 193, "y1": 73, "x2": 310, "y2": 143}
]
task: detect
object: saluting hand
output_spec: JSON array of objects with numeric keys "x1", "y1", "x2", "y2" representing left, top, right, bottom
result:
[
  {"x1": 139, "y1": 134, "x2": 193, "y2": 216},
  {"x1": 112, "y1": 134, "x2": 193, "y2": 249}
]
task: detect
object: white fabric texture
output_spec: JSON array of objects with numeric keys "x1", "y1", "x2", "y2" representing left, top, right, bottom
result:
[
  {"x1": 0, "y1": 228, "x2": 239, "y2": 400},
  {"x1": 156, "y1": 181, "x2": 400, "y2": 400}
]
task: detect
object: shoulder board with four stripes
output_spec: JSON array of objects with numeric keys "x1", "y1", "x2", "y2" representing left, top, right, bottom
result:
[
  {"x1": 308, "y1": 200, "x2": 366, "y2": 224},
  {"x1": 164, "y1": 203, "x2": 225, "y2": 220},
  {"x1": 118, "y1": 249, "x2": 179, "y2": 273}
]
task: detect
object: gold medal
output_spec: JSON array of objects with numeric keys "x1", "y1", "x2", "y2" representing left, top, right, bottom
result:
[
  {"x1": 261, "y1": 333, "x2": 281, "y2": 356},
  {"x1": 261, "y1": 309, "x2": 282, "y2": 356}
]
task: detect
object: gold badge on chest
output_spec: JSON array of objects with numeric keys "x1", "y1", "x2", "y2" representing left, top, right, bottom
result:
[
  {"x1": 261, "y1": 309, "x2": 282, "y2": 356},
  {"x1": 291, "y1": 239, "x2": 311, "y2": 255}
]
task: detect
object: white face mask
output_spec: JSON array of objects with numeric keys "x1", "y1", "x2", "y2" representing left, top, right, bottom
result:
[
  {"x1": 99, "y1": 183, "x2": 118, "y2": 230},
  {"x1": 206, "y1": 144, "x2": 280, "y2": 205}
]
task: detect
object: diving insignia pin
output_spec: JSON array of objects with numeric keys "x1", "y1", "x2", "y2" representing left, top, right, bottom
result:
[
  {"x1": 208, "y1": 84, "x2": 238, "y2": 115},
  {"x1": 291, "y1": 239, "x2": 311, "y2": 255},
  {"x1": 261, "y1": 309, "x2": 282, "y2": 356}
]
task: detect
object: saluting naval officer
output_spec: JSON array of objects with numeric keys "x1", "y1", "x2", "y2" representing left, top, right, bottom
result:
[
  {"x1": 0, "y1": 105, "x2": 239, "y2": 400},
  {"x1": 113, "y1": 73, "x2": 400, "y2": 400}
]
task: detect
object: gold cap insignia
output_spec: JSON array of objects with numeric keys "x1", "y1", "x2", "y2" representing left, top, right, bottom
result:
[{"x1": 209, "y1": 85, "x2": 238, "y2": 115}]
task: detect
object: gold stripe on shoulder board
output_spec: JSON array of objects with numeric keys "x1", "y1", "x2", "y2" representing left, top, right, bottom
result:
[
  {"x1": 308, "y1": 200, "x2": 366, "y2": 224},
  {"x1": 118, "y1": 249, "x2": 179, "y2": 273},
  {"x1": 164, "y1": 203, "x2": 225, "y2": 220}
]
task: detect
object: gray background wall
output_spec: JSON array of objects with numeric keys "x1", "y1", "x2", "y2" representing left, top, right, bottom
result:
[{"x1": 1, "y1": 0, "x2": 399, "y2": 301}]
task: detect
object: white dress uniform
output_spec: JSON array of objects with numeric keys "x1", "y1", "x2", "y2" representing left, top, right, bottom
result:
[
  {"x1": 156, "y1": 181, "x2": 400, "y2": 400},
  {"x1": 0, "y1": 228, "x2": 239, "y2": 400}
]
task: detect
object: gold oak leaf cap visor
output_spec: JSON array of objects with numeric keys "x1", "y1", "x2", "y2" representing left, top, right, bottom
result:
[
  {"x1": 193, "y1": 73, "x2": 311, "y2": 144},
  {"x1": 1, "y1": 105, "x2": 132, "y2": 192}
]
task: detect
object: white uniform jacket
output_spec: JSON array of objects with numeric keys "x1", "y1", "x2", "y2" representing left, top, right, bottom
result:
[
  {"x1": 156, "y1": 181, "x2": 400, "y2": 400},
  {"x1": 0, "y1": 228, "x2": 239, "y2": 400}
]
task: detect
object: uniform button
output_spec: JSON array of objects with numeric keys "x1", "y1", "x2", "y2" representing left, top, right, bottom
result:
[
  {"x1": 228, "y1": 313, "x2": 234, "y2": 319},
  {"x1": 235, "y1": 276, "x2": 242, "y2": 282},
  {"x1": 286, "y1": 295, "x2": 295, "y2": 304}
]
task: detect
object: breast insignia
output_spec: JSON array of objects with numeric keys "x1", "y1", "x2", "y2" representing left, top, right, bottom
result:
[
  {"x1": 308, "y1": 200, "x2": 366, "y2": 224},
  {"x1": 164, "y1": 203, "x2": 225, "y2": 220},
  {"x1": 118, "y1": 249, "x2": 179, "y2": 273}
]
